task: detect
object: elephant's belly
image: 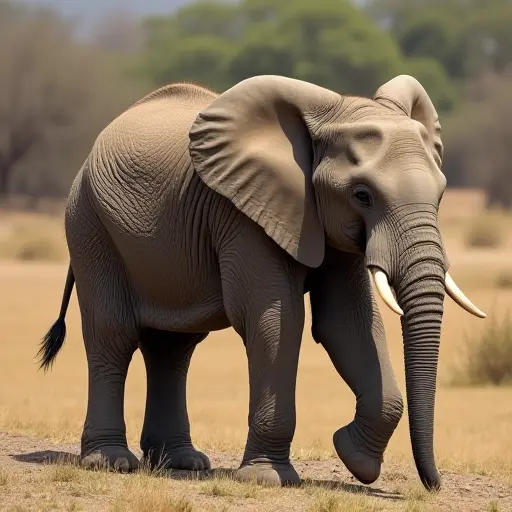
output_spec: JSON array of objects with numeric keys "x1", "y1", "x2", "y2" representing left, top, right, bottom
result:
[
  {"x1": 138, "y1": 295, "x2": 231, "y2": 333},
  {"x1": 131, "y1": 260, "x2": 232, "y2": 333}
]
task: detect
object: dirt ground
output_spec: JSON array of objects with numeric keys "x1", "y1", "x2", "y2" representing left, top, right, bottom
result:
[{"x1": 1, "y1": 432, "x2": 511, "y2": 511}]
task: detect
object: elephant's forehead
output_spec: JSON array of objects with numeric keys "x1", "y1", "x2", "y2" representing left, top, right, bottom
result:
[
  {"x1": 327, "y1": 118, "x2": 432, "y2": 163},
  {"x1": 373, "y1": 127, "x2": 434, "y2": 173},
  {"x1": 340, "y1": 98, "x2": 429, "y2": 135},
  {"x1": 380, "y1": 121, "x2": 430, "y2": 154}
]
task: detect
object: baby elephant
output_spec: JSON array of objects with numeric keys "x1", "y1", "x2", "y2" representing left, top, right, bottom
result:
[{"x1": 40, "y1": 74, "x2": 485, "y2": 491}]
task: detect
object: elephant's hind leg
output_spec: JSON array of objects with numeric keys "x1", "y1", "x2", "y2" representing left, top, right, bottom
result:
[
  {"x1": 80, "y1": 318, "x2": 140, "y2": 472},
  {"x1": 67, "y1": 194, "x2": 140, "y2": 472},
  {"x1": 76, "y1": 265, "x2": 140, "y2": 472},
  {"x1": 139, "y1": 329, "x2": 210, "y2": 471}
]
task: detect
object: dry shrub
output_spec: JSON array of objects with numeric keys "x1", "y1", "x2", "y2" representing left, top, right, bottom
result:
[
  {"x1": 0, "y1": 216, "x2": 66, "y2": 261},
  {"x1": 496, "y1": 271, "x2": 512, "y2": 290},
  {"x1": 465, "y1": 213, "x2": 505, "y2": 249},
  {"x1": 450, "y1": 311, "x2": 512, "y2": 386}
]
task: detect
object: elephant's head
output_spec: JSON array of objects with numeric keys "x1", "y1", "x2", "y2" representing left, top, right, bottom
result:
[{"x1": 188, "y1": 74, "x2": 486, "y2": 490}]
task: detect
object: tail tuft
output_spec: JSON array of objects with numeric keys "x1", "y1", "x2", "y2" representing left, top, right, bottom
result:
[
  {"x1": 38, "y1": 264, "x2": 74, "y2": 372},
  {"x1": 38, "y1": 317, "x2": 67, "y2": 372}
]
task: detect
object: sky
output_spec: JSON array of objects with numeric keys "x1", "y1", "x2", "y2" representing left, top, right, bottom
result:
[{"x1": 20, "y1": 0, "x2": 194, "y2": 27}]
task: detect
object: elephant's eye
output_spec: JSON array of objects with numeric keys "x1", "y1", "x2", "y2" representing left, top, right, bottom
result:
[{"x1": 353, "y1": 187, "x2": 373, "y2": 207}]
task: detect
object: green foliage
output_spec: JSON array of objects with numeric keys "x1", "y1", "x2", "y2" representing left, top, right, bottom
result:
[
  {"x1": 138, "y1": 0, "x2": 404, "y2": 96},
  {"x1": 367, "y1": 0, "x2": 512, "y2": 81},
  {"x1": 399, "y1": 56, "x2": 457, "y2": 114}
]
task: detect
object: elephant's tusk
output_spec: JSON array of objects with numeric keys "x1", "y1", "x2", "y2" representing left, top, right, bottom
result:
[
  {"x1": 371, "y1": 268, "x2": 404, "y2": 316},
  {"x1": 444, "y1": 272, "x2": 486, "y2": 318}
]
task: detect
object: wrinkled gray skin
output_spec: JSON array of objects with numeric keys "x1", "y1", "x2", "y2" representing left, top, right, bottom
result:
[{"x1": 41, "y1": 74, "x2": 460, "y2": 491}]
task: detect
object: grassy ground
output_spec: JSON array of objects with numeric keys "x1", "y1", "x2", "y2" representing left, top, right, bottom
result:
[{"x1": 0, "y1": 190, "x2": 511, "y2": 511}]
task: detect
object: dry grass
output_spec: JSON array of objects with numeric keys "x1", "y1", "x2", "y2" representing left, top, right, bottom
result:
[
  {"x1": 460, "y1": 210, "x2": 512, "y2": 253},
  {"x1": 464, "y1": 212, "x2": 507, "y2": 248},
  {"x1": 449, "y1": 310, "x2": 512, "y2": 386},
  {"x1": 496, "y1": 271, "x2": 512, "y2": 290},
  {"x1": 1, "y1": 191, "x2": 512, "y2": 510},
  {"x1": 438, "y1": 191, "x2": 512, "y2": 253},
  {"x1": 1, "y1": 456, "x2": 450, "y2": 512},
  {"x1": 0, "y1": 211, "x2": 67, "y2": 262},
  {"x1": 0, "y1": 468, "x2": 8, "y2": 486}
]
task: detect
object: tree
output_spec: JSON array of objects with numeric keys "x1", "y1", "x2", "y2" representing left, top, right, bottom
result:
[
  {"x1": 443, "y1": 72, "x2": 512, "y2": 208},
  {"x1": 399, "y1": 57, "x2": 457, "y2": 114},
  {"x1": 235, "y1": 0, "x2": 404, "y2": 96},
  {"x1": 0, "y1": 4, "x2": 143, "y2": 200},
  {"x1": 139, "y1": 0, "x2": 407, "y2": 98},
  {"x1": 139, "y1": 2, "x2": 239, "y2": 91},
  {"x1": 367, "y1": 0, "x2": 512, "y2": 81}
]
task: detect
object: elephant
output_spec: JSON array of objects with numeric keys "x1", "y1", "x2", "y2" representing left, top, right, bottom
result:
[{"x1": 39, "y1": 73, "x2": 486, "y2": 491}]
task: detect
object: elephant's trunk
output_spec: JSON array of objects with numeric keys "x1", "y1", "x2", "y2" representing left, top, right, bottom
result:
[
  {"x1": 366, "y1": 204, "x2": 446, "y2": 490},
  {"x1": 397, "y1": 260, "x2": 444, "y2": 490}
]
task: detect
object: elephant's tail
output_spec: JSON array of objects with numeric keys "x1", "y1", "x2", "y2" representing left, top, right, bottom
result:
[{"x1": 37, "y1": 264, "x2": 75, "y2": 371}]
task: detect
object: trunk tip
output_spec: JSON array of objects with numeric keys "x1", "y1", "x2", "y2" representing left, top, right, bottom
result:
[{"x1": 419, "y1": 467, "x2": 442, "y2": 492}]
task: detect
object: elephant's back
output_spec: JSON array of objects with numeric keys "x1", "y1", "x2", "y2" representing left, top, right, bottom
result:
[
  {"x1": 128, "y1": 81, "x2": 218, "y2": 110},
  {"x1": 101, "y1": 82, "x2": 218, "y2": 158},
  {"x1": 86, "y1": 83, "x2": 216, "y2": 235}
]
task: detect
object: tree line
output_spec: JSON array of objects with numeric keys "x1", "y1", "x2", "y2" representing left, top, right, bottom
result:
[{"x1": 1, "y1": 0, "x2": 511, "y2": 208}]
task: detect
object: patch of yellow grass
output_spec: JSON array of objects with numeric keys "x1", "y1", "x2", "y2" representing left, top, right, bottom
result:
[
  {"x1": 202, "y1": 476, "x2": 260, "y2": 499},
  {"x1": 2, "y1": 459, "x2": 447, "y2": 512},
  {"x1": 464, "y1": 212, "x2": 510, "y2": 249},
  {"x1": 0, "y1": 468, "x2": 8, "y2": 486},
  {"x1": 110, "y1": 477, "x2": 195, "y2": 512},
  {"x1": 496, "y1": 271, "x2": 512, "y2": 290},
  {"x1": 0, "y1": 212, "x2": 67, "y2": 262}
]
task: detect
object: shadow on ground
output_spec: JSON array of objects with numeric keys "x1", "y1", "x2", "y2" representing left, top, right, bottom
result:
[{"x1": 12, "y1": 449, "x2": 403, "y2": 501}]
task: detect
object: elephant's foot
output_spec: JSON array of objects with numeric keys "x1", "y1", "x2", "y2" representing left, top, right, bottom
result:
[
  {"x1": 333, "y1": 426, "x2": 383, "y2": 485},
  {"x1": 235, "y1": 460, "x2": 301, "y2": 487},
  {"x1": 143, "y1": 446, "x2": 211, "y2": 471},
  {"x1": 81, "y1": 446, "x2": 140, "y2": 473}
]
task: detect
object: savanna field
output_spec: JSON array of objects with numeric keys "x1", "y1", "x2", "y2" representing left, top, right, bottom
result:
[{"x1": 0, "y1": 190, "x2": 511, "y2": 511}]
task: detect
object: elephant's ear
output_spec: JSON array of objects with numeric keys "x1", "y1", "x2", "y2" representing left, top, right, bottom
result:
[
  {"x1": 373, "y1": 75, "x2": 443, "y2": 167},
  {"x1": 189, "y1": 75, "x2": 339, "y2": 268}
]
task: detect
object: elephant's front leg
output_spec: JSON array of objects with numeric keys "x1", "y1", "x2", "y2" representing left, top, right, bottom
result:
[
  {"x1": 220, "y1": 231, "x2": 307, "y2": 487},
  {"x1": 310, "y1": 248, "x2": 404, "y2": 485},
  {"x1": 139, "y1": 329, "x2": 210, "y2": 471}
]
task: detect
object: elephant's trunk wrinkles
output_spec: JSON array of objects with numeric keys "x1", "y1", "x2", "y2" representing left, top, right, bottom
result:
[
  {"x1": 397, "y1": 259, "x2": 444, "y2": 491},
  {"x1": 367, "y1": 205, "x2": 446, "y2": 490}
]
